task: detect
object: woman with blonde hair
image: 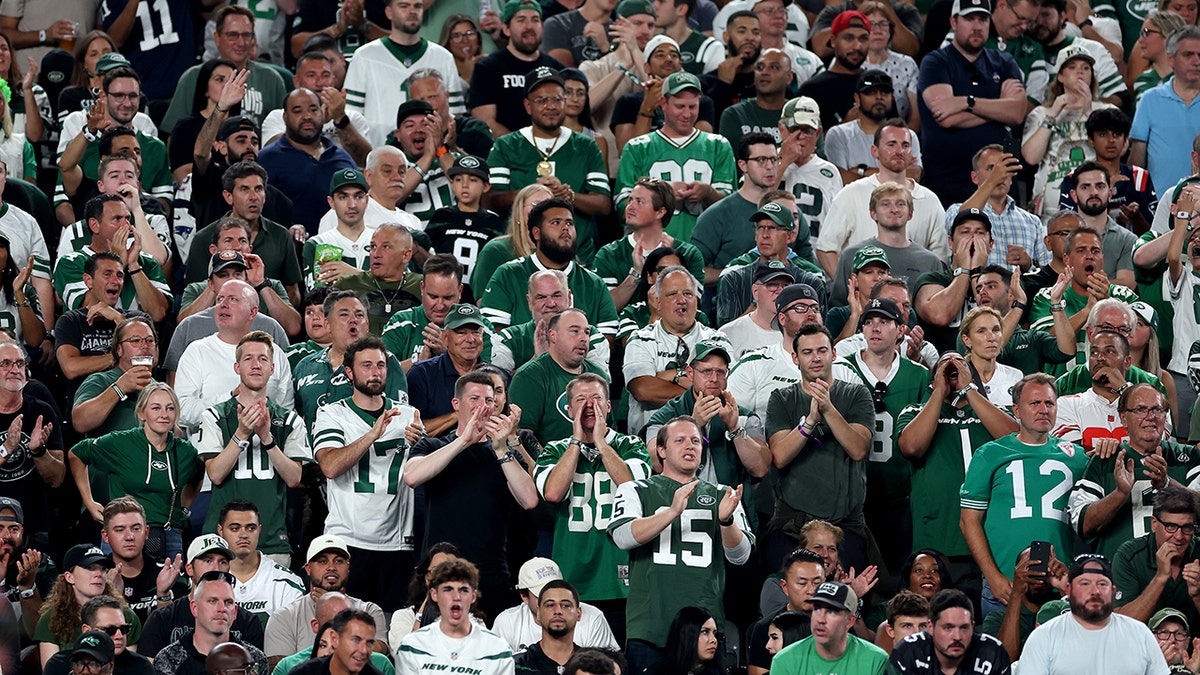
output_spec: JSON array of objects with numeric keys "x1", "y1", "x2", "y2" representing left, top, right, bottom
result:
[
  {"x1": 470, "y1": 183, "x2": 554, "y2": 290},
  {"x1": 1125, "y1": 10, "x2": 1188, "y2": 98},
  {"x1": 959, "y1": 306, "x2": 1023, "y2": 407},
  {"x1": 67, "y1": 382, "x2": 203, "y2": 559}
]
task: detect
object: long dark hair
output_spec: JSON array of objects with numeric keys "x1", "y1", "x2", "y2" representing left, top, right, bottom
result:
[
  {"x1": 311, "y1": 620, "x2": 334, "y2": 656},
  {"x1": 406, "y1": 542, "x2": 464, "y2": 608},
  {"x1": 659, "y1": 606, "x2": 724, "y2": 675},
  {"x1": 192, "y1": 58, "x2": 240, "y2": 115},
  {"x1": 0, "y1": 238, "x2": 19, "y2": 305},
  {"x1": 769, "y1": 611, "x2": 809, "y2": 650},
  {"x1": 71, "y1": 31, "x2": 116, "y2": 88}
]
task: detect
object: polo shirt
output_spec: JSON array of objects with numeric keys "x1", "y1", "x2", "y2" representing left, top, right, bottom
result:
[
  {"x1": 406, "y1": 353, "x2": 479, "y2": 421},
  {"x1": 946, "y1": 198, "x2": 1051, "y2": 268},
  {"x1": 257, "y1": 136, "x2": 356, "y2": 234},
  {"x1": 185, "y1": 216, "x2": 304, "y2": 286},
  {"x1": 1130, "y1": 79, "x2": 1200, "y2": 199},
  {"x1": 1113, "y1": 533, "x2": 1200, "y2": 631}
]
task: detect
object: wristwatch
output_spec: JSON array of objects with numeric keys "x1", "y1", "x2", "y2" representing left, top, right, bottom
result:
[
  {"x1": 953, "y1": 267, "x2": 971, "y2": 277},
  {"x1": 966, "y1": 94, "x2": 976, "y2": 112},
  {"x1": 1176, "y1": 211, "x2": 1193, "y2": 221},
  {"x1": 38, "y1": 30, "x2": 46, "y2": 45},
  {"x1": 724, "y1": 426, "x2": 745, "y2": 441},
  {"x1": 1050, "y1": 301, "x2": 1066, "y2": 312},
  {"x1": 18, "y1": 587, "x2": 34, "y2": 599}
]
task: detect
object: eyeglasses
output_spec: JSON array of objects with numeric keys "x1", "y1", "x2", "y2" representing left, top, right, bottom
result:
[
  {"x1": 1141, "y1": 27, "x2": 1162, "y2": 37},
  {"x1": 1155, "y1": 629, "x2": 1190, "y2": 641},
  {"x1": 745, "y1": 156, "x2": 781, "y2": 166},
  {"x1": 693, "y1": 366, "x2": 729, "y2": 378},
  {"x1": 756, "y1": 5, "x2": 786, "y2": 14},
  {"x1": 450, "y1": 29, "x2": 479, "y2": 39},
  {"x1": 783, "y1": 303, "x2": 821, "y2": 316},
  {"x1": 1155, "y1": 519, "x2": 1197, "y2": 536},
  {"x1": 70, "y1": 660, "x2": 106, "y2": 674},
  {"x1": 755, "y1": 224, "x2": 786, "y2": 233},
  {"x1": 871, "y1": 380, "x2": 888, "y2": 414},
  {"x1": 96, "y1": 624, "x2": 133, "y2": 636},
  {"x1": 1005, "y1": 1, "x2": 1038, "y2": 25},
  {"x1": 563, "y1": 88, "x2": 587, "y2": 99},
  {"x1": 1046, "y1": 230, "x2": 1073, "y2": 238},
  {"x1": 122, "y1": 336, "x2": 157, "y2": 346},
  {"x1": 1123, "y1": 405, "x2": 1167, "y2": 417},
  {"x1": 198, "y1": 570, "x2": 236, "y2": 585},
  {"x1": 0, "y1": 359, "x2": 25, "y2": 370},
  {"x1": 870, "y1": 18, "x2": 892, "y2": 29},
  {"x1": 219, "y1": 31, "x2": 256, "y2": 41},
  {"x1": 1094, "y1": 323, "x2": 1132, "y2": 336},
  {"x1": 105, "y1": 92, "x2": 140, "y2": 102},
  {"x1": 530, "y1": 95, "x2": 564, "y2": 106}
]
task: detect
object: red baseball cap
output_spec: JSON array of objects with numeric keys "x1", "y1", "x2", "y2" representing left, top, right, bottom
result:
[{"x1": 831, "y1": 10, "x2": 871, "y2": 34}]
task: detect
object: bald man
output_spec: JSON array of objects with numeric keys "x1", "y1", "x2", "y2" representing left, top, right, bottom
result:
[
  {"x1": 269, "y1": 593, "x2": 395, "y2": 675},
  {"x1": 208, "y1": 643, "x2": 254, "y2": 675}
]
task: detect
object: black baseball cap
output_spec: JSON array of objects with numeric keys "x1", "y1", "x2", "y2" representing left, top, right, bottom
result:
[
  {"x1": 447, "y1": 155, "x2": 490, "y2": 181},
  {"x1": 949, "y1": 207, "x2": 993, "y2": 236},
  {"x1": 70, "y1": 631, "x2": 114, "y2": 664},
  {"x1": 396, "y1": 99, "x2": 434, "y2": 127},
  {"x1": 63, "y1": 544, "x2": 115, "y2": 571},
  {"x1": 775, "y1": 283, "x2": 820, "y2": 314},
  {"x1": 754, "y1": 260, "x2": 796, "y2": 285},
  {"x1": 209, "y1": 250, "x2": 249, "y2": 277},
  {"x1": 525, "y1": 66, "x2": 564, "y2": 96},
  {"x1": 856, "y1": 69, "x2": 893, "y2": 93},
  {"x1": 860, "y1": 297, "x2": 902, "y2": 324},
  {"x1": 217, "y1": 115, "x2": 260, "y2": 141},
  {"x1": 1069, "y1": 554, "x2": 1113, "y2": 582},
  {"x1": 809, "y1": 582, "x2": 858, "y2": 613},
  {"x1": 0, "y1": 497, "x2": 22, "y2": 524}
]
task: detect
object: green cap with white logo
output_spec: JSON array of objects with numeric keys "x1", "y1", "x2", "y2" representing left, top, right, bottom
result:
[{"x1": 750, "y1": 201, "x2": 795, "y2": 231}]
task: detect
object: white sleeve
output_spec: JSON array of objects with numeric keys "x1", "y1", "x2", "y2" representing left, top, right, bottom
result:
[
  {"x1": 1014, "y1": 623, "x2": 1052, "y2": 675},
  {"x1": 815, "y1": 192, "x2": 850, "y2": 253},
  {"x1": 282, "y1": 412, "x2": 312, "y2": 462},
  {"x1": 580, "y1": 605, "x2": 620, "y2": 650},
  {"x1": 395, "y1": 640, "x2": 421, "y2": 675},
  {"x1": 608, "y1": 479, "x2": 645, "y2": 550},
  {"x1": 260, "y1": 109, "x2": 285, "y2": 144},
  {"x1": 491, "y1": 340, "x2": 515, "y2": 372},
  {"x1": 175, "y1": 344, "x2": 217, "y2": 430},
  {"x1": 622, "y1": 333, "x2": 660, "y2": 382},
  {"x1": 194, "y1": 407, "x2": 227, "y2": 459}
]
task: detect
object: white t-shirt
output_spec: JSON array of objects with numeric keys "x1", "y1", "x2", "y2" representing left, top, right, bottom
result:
[
  {"x1": 719, "y1": 314, "x2": 777, "y2": 361},
  {"x1": 489, "y1": 603, "x2": 620, "y2": 652},
  {"x1": 1165, "y1": 267, "x2": 1200, "y2": 373},
  {"x1": 396, "y1": 623, "x2": 514, "y2": 675},
  {"x1": 173, "y1": 333, "x2": 296, "y2": 433},
  {"x1": 1016, "y1": 612, "x2": 1169, "y2": 675},
  {"x1": 817, "y1": 175, "x2": 950, "y2": 261}
]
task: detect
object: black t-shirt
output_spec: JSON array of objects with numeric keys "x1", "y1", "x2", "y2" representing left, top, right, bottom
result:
[
  {"x1": 55, "y1": 308, "x2": 148, "y2": 359},
  {"x1": 0, "y1": 397, "x2": 64, "y2": 535},
  {"x1": 610, "y1": 92, "x2": 717, "y2": 133},
  {"x1": 43, "y1": 647, "x2": 155, "y2": 675},
  {"x1": 797, "y1": 70, "x2": 861, "y2": 130},
  {"x1": 425, "y1": 207, "x2": 506, "y2": 288},
  {"x1": 189, "y1": 157, "x2": 294, "y2": 232},
  {"x1": 747, "y1": 612, "x2": 811, "y2": 670},
  {"x1": 410, "y1": 432, "x2": 527, "y2": 588},
  {"x1": 292, "y1": 655, "x2": 383, "y2": 675},
  {"x1": 138, "y1": 595, "x2": 265, "y2": 658},
  {"x1": 468, "y1": 50, "x2": 566, "y2": 133},
  {"x1": 888, "y1": 631, "x2": 1011, "y2": 673},
  {"x1": 169, "y1": 114, "x2": 207, "y2": 172},
  {"x1": 515, "y1": 643, "x2": 574, "y2": 675},
  {"x1": 115, "y1": 553, "x2": 191, "y2": 624}
]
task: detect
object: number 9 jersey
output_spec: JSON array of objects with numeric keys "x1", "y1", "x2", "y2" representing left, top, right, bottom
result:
[{"x1": 607, "y1": 476, "x2": 753, "y2": 648}]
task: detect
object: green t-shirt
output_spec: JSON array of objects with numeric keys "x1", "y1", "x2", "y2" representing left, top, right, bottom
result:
[
  {"x1": 34, "y1": 605, "x2": 141, "y2": 649},
  {"x1": 69, "y1": 428, "x2": 204, "y2": 528},
  {"x1": 161, "y1": 60, "x2": 288, "y2": 134},
  {"x1": 718, "y1": 98, "x2": 783, "y2": 148},
  {"x1": 487, "y1": 128, "x2": 610, "y2": 265},
  {"x1": 980, "y1": 604, "x2": 1037, "y2": 652},
  {"x1": 1054, "y1": 364, "x2": 1164, "y2": 396},
  {"x1": 960, "y1": 433, "x2": 1088, "y2": 577},
  {"x1": 534, "y1": 430, "x2": 651, "y2": 601},
  {"x1": 1029, "y1": 282, "x2": 1140, "y2": 375},
  {"x1": 73, "y1": 367, "x2": 143, "y2": 436},
  {"x1": 509, "y1": 352, "x2": 609, "y2": 446},
  {"x1": 769, "y1": 634, "x2": 888, "y2": 675},
  {"x1": 471, "y1": 236, "x2": 518, "y2": 291},
  {"x1": 53, "y1": 246, "x2": 171, "y2": 312},
  {"x1": 1072, "y1": 439, "x2": 1200, "y2": 559},
  {"x1": 591, "y1": 236, "x2": 706, "y2": 292},
  {"x1": 832, "y1": 353, "x2": 931, "y2": 506},
  {"x1": 1113, "y1": 533, "x2": 1200, "y2": 630},
  {"x1": 293, "y1": 348, "x2": 409, "y2": 433},
  {"x1": 332, "y1": 271, "x2": 423, "y2": 336},
  {"x1": 185, "y1": 217, "x2": 305, "y2": 288},
  {"x1": 496, "y1": 320, "x2": 603, "y2": 368},
  {"x1": 479, "y1": 256, "x2": 618, "y2": 334},
  {"x1": 897, "y1": 401, "x2": 999, "y2": 557},
  {"x1": 615, "y1": 129, "x2": 736, "y2": 242}
]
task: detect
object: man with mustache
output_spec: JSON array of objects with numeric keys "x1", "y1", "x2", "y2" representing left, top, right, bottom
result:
[
  {"x1": 960, "y1": 373, "x2": 1088, "y2": 617},
  {"x1": 889, "y1": 589, "x2": 1011, "y2": 672},
  {"x1": 824, "y1": 71, "x2": 924, "y2": 185},
  {"x1": 512, "y1": 580, "x2": 582, "y2": 675},
  {"x1": 1052, "y1": 331, "x2": 1140, "y2": 453},
  {"x1": 1067, "y1": 162, "x2": 1139, "y2": 290},
  {"x1": 798, "y1": 12, "x2": 870, "y2": 131}
]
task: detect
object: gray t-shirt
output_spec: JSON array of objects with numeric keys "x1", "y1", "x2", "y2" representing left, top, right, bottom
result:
[
  {"x1": 1101, "y1": 217, "x2": 1138, "y2": 280},
  {"x1": 542, "y1": 10, "x2": 610, "y2": 65},
  {"x1": 823, "y1": 121, "x2": 923, "y2": 172},
  {"x1": 830, "y1": 237, "x2": 946, "y2": 306},
  {"x1": 163, "y1": 308, "x2": 289, "y2": 372},
  {"x1": 263, "y1": 594, "x2": 388, "y2": 658}
]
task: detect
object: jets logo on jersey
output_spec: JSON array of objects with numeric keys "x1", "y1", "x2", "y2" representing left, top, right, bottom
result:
[
  {"x1": 697, "y1": 494, "x2": 716, "y2": 506},
  {"x1": 151, "y1": 459, "x2": 168, "y2": 471},
  {"x1": 556, "y1": 391, "x2": 571, "y2": 422}
]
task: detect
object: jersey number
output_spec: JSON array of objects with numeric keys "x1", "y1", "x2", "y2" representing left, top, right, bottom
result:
[
  {"x1": 135, "y1": 0, "x2": 181, "y2": 51},
  {"x1": 244, "y1": 0, "x2": 276, "y2": 21},
  {"x1": 231, "y1": 447, "x2": 277, "y2": 481},
  {"x1": 870, "y1": 414, "x2": 894, "y2": 463},
  {"x1": 353, "y1": 442, "x2": 406, "y2": 495},
  {"x1": 452, "y1": 239, "x2": 480, "y2": 276},
  {"x1": 568, "y1": 471, "x2": 615, "y2": 532},
  {"x1": 1006, "y1": 459, "x2": 1073, "y2": 522},
  {"x1": 652, "y1": 507, "x2": 713, "y2": 568}
]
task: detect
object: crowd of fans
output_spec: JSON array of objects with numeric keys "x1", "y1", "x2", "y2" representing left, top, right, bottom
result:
[{"x1": 0, "y1": 0, "x2": 1198, "y2": 672}]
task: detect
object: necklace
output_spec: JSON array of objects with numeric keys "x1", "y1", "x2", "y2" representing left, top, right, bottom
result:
[
  {"x1": 535, "y1": 130, "x2": 562, "y2": 177},
  {"x1": 370, "y1": 274, "x2": 405, "y2": 314}
]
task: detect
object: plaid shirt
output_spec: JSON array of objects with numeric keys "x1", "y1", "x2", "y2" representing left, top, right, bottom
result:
[{"x1": 946, "y1": 197, "x2": 1052, "y2": 267}]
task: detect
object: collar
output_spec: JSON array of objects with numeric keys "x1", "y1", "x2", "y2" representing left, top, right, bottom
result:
[
  {"x1": 529, "y1": 254, "x2": 574, "y2": 275},
  {"x1": 519, "y1": 126, "x2": 572, "y2": 153},
  {"x1": 851, "y1": 350, "x2": 900, "y2": 385}
]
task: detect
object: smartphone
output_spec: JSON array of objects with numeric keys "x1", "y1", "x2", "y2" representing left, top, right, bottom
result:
[{"x1": 1029, "y1": 540, "x2": 1051, "y2": 575}]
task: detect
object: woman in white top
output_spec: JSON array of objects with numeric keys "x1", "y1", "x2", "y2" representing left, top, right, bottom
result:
[{"x1": 960, "y1": 306, "x2": 1023, "y2": 408}]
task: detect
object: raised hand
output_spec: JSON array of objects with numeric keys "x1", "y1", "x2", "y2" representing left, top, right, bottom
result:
[
  {"x1": 1113, "y1": 449, "x2": 1135, "y2": 494},
  {"x1": 219, "y1": 68, "x2": 250, "y2": 111},
  {"x1": 155, "y1": 554, "x2": 183, "y2": 595},
  {"x1": 670, "y1": 480, "x2": 699, "y2": 516},
  {"x1": 717, "y1": 484, "x2": 743, "y2": 523},
  {"x1": 404, "y1": 409, "x2": 425, "y2": 446}
]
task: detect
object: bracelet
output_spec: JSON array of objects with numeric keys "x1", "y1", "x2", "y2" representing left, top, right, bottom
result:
[
  {"x1": 215, "y1": 105, "x2": 229, "y2": 114},
  {"x1": 798, "y1": 426, "x2": 823, "y2": 446},
  {"x1": 111, "y1": 383, "x2": 127, "y2": 401},
  {"x1": 29, "y1": 445, "x2": 45, "y2": 458},
  {"x1": 638, "y1": 111, "x2": 655, "y2": 119},
  {"x1": 507, "y1": 438, "x2": 521, "y2": 450},
  {"x1": 12, "y1": 299, "x2": 28, "y2": 307},
  {"x1": 128, "y1": 267, "x2": 143, "y2": 276},
  {"x1": 255, "y1": 281, "x2": 269, "y2": 291},
  {"x1": 154, "y1": 592, "x2": 172, "y2": 603},
  {"x1": 411, "y1": 164, "x2": 428, "y2": 180},
  {"x1": 1049, "y1": 301, "x2": 1066, "y2": 312},
  {"x1": 719, "y1": 515, "x2": 735, "y2": 526},
  {"x1": 436, "y1": 145, "x2": 449, "y2": 157},
  {"x1": 1040, "y1": 118, "x2": 1056, "y2": 130},
  {"x1": 1012, "y1": 301, "x2": 1028, "y2": 311}
]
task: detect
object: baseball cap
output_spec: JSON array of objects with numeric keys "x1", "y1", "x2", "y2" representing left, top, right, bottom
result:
[
  {"x1": 40, "y1": 49, "x2": 73, "y2": 88},
  {"x1": 516, "y1": 557, "x2": 562, "y2": 597},
  {"x1": 856, "y1": 69, "x2": 893, "y2": 93},
  {"x1": 809, "y1": 581, "x2": 859, "y2": 613},
  {"x1": 447, "y1": 155, "x2": 490, "y2": 181},
  {"x1": 949, "y1": 207, "x2": 993, "y2": 235},
  {"x1": 71, "y1": 631, "x2": 115, "y2": 665},
  {"x1": 754, "y1": 260, "x2": 796, "y2": 284},
  {"x1": 330, "y1": 168, "x2": 369, "y2": 195},
  {"x1": 691, "y1": 339, "x2": 732, "y2": 364},
  {"x1": 775, "y1": 283, "x2": 820, "y2": 314},
  {"x1": 0, "y1": 496, "x2": 23, "y2": 524},
  {"x1": 860, "y1": 297, "x2": 902, "y2": 324},
  {"x1": 64, "y1": 544, "x2": 115, "y2": 571},
  {"x1": 951, "y1": 0, "x2": 991, "y2": 16},
  {"x1": 307, "y1": 534, "x2": 351, "y2": 562},
  {"x1": 208, "y1": 250, "x2": 249, "y2": 277},
  {"x1": 617, "y1": 0, "x2": 656, "y2": 18},
  {"x1": 501, "y1": 0, "x2": 541, "y2": 22},
  {"x1": 1056, "y1": 43, "x2": 1096, "y2": 74},
  {"x1": 95, "y1": 52, "x2": 132, "y2": 74},
  {"x1": 852, "y1": 246, "x2": 891, "y2": 272},
  {"x1": 831, "y1": 10, "x2": 871, "y2": 34},
  {"x1": 187, "y1": 534, "x2": 233, "y2": 563},
  {"x1": 525, "y1": 66, "x2": 564, "y2": 96},
  {"x1": 396, "y1": 99, "x2": 435, "y2": 127},
  {"x1": 1131, "y1": 301, "x2": 1159, "y2": 331},
  {"x1": 1035, "y1": 598, "x2": 1070, "y2": 625},
  {"x1": 644, "y1": 35, "x2": 681, "y2": 62},
  {"x1": 442, "y1": 303, "x2": 487, "y2": 330},
  {"x1": 781, "y1": 96, "x2": 821, "y2": 130},
  {"x1": 1151, "y1": 608, "x2": 1191, "y2": 632},
  {"x1": 1068, "y1": 553, "x2": 1113, "y2": 582},
  {"x1": 217, "y1": 115, "x2": 259, "y2": 142},
  {"x1": 751, "y1": 201, "x2": 796, "y2": 230},
  {"x1": 662, "y1": 71, "x2": 702, "y2": 96}
]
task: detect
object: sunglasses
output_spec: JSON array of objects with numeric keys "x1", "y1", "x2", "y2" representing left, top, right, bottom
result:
[{"x1": 198, "y1": 570, "x2": 236, "y2": 585}]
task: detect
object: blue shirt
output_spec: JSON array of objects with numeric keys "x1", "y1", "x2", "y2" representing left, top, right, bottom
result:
[
  {"x1": 257, "y1": 135, "x2": 355, "y2": 234},
  {"x1": 917, "y1": 45, "x2": 1025, "y2": 204},
  {"x1": 1130, "y1": 78, "x2": 1200, "y2": 201},
  {"x1": 406, "y1": 353, "x2": 471, "y2": 421}
]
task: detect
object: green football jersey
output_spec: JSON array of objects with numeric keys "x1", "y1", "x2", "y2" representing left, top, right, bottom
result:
[
  {"x1": 381, "y1": 306, "x2": 494, "y2": 363},
  {"x1": 479, "y1": 256, "x2": 619, "y2": 334},
  {"x1": 534, "y1": 430, "x2": 651, "y2": 601},
  {"x1": 897, "y1": 402, "x2": 998, "y2": 557},
  {"x1": 53, "y1": 245, "x2": 170, "y2": 312},
  {"x1": 615, "y1": 129, "x2": 736, "y2": 242},
  {"x1": 285, "y1": 340, "x2": 325, "y2": 371},
  {"x1": 608, "y1": 475, "x2": 752, "y2": 647},
  {"x1": 961, "y1": 433, "x2": 1089, "y2": 577},
  {"x1": 1093, "y1": 0, "x2": 1158, "y2": 55},
  {"x1": 1029, "y1": 283, "x2": 1139, "y2": 375},
  {"x1": 487, "y1": 128, "x2": 610, "y2": 265},
  {"x1": 196, "y1": 398, "x2": 312, "y2": 554},
  {"x1": 496, "y1": 320, "x2": 604, "y2": 368},
  {"x1": 591, "y1": 236, "x2": 706, "y2": 290},
  {"x1": 509, "y1": 352, "x2": 609, "y2": 446},
  {"x1": 1070, "y1": 440, "x2": 1200, "y2": 559},
  {"x1": 292, "y1": 348, "x2": 409, "y2": 434},
  {"x1": 833, "y1": 353, "x2": 931, "y2": 506}
]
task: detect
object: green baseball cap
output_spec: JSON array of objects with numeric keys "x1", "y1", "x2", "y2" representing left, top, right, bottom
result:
[
  {"x1": 691, "y1": 340, "x2": 731, "y2": 364},
  {"x1": 616, "y1": 0, "x2": 656, "y2": 17},
  {"x1": 1150, "y1": 608, "x2": 1190, "y2": 631},
  {"x1": 1035, "y1": 598, "x2": 1070, "y2": 625},
  {"x1": 501, "y1": 0, "x2": 541, "y2": 22},
  {"x1": 662, "y1": 71, "x2": 702, "y2": 96},
  {"x1": 781, "y1": 96, "x2": 821, "y2": 130},
  {"x1": 852, "y1": 245, "x2": 891, "y2": 272},
  {"x1": 329, "y1": 168, "x2": 368, "y2": 195},
  {"x1": 443, "y1": 303, "x2": 487, "y2": 330},
  {"x1": 95, "y1": 52, "x2": 131, "y2": 74},
  {"x1": 750, "y1": 201, "x2": 795, "y2": 231}
]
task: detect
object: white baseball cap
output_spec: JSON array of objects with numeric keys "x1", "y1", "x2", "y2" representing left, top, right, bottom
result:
[{"x1": 516, "y1": 557, "x2": 563, "y2": 597}]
